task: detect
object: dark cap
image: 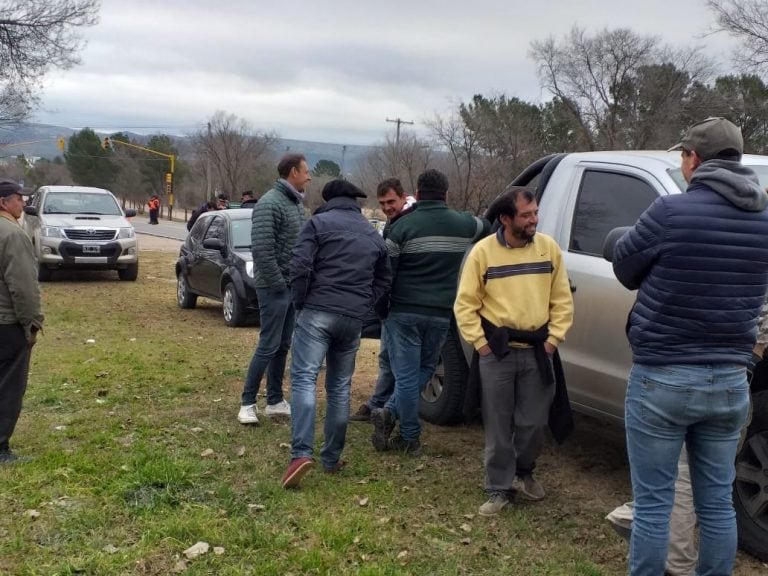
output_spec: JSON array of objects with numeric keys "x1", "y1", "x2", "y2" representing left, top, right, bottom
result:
[
  {"x1": 0, "y1": 179, "x2": 22, "y2": 198},
  {"x1": 668, "y1": 117, "x2": 743, "y2": 161},
  {"x1": 321, "y1": 179, "x2": 367, "y2": 202}
]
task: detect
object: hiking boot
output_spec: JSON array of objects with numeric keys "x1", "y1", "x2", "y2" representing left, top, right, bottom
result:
[
  {"x1": 387, "y1": 435, "x2": 423, "y2": 456},
  {"x1": 370, "y1": 408, "x2": 395, "y2": 451},
  {"x1": 514, "y1": 474, "x2": 546, "y2": 501},
  {"x1": 479, "y1": 492, "x2": 509, "y2": 516},
  {"x1": 349, "y1": 403, "x2": 372, "y2": 422},
  {"x1": 237, "y1": 404, "x2": 259, "y2": 425},
  {"x1": 281, "y1": 457, "x2": 313, "y2": 489},
  {"x1": 265, "y1": 399, "x2": 291, "y2": 417}
]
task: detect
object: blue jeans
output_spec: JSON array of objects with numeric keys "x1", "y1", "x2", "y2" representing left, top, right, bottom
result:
[
  {"x1": 384, "y1": 312, "x2": 450, "y2": 441},
  {"x1": 625, "y1": 363, "x2": 750, "y2": 576},
  {"x1": 241, "y1": 287, "x2": 295, "y2": 406},
  {"x1": 290, "y1": 308, "x2": 362, "y2": 469},
  {"x1": 366, "y1": 325, "x2": 394, "y2": 409}
]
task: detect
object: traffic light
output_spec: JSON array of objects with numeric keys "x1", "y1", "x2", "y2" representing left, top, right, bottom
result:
[
  {"x1": 102, "y1": 137, "x2": 111, "y2": 150},
  {"x1": 57, "y1": 137, "x2": 65, "y2": 152}
]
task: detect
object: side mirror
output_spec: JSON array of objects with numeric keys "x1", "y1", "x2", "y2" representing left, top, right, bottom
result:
[
  {"x1": 203, "y1": 237, "x2": 226, "y2": 253},
  {"x1": 602, "y1": 226, "x2": 631, "y2": 262},
  {"x1": 23, "y1": 206, "x2": 38, "y2": 216},
  {"x1": 124, "y1": 209, "x2": 137, "y2": 218}
]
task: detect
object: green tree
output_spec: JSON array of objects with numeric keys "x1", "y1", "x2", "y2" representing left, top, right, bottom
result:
[
  {"x1": 313, "y1": 159, "x2": 341, "y2": 177},
  {"x1": 64, "y1": 127, "x2": 118, "y2": 188}
]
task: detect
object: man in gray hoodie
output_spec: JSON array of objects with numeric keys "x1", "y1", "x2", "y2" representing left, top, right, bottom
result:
[
  {"x1": 0, "y1": 179, "x2": 43, "y2": 463},
  {"x1": 613, "y1": 117, "x2": 768, "y2": 576}
]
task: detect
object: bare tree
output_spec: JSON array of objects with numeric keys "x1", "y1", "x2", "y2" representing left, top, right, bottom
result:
[
  {"x1": 530, "y1": 27, "x2": 710, "y2": 149},
  {"x1": 191, "y1": 111, "x2": 278, "y2": 201},
  {"x1": 353, "y1": 132, "x2": 432, "y2": 196},
  {"x1": 0, "y1": 0, "x2": 99, "y2": 123},
  {"x1": 708, "y1": 0, "x2": 768, "y2": 73}
]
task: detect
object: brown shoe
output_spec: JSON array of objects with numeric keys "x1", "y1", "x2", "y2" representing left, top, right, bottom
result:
[
  {"x1": 349, "y1": 404, "x2": 372, "y2": 422},
  {"x1": 281, "y1": 457, "x2": 313, "y2": 489},
  {"x1": 324, "y1": 459, "x2": 347, "y2": 474}
]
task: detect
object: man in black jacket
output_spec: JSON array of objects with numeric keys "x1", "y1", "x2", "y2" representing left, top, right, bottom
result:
[{"x1": 281, "y1": 180, "x2": 390, "y2": 489}]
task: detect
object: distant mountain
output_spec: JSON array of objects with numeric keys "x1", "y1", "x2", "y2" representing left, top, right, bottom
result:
[{"x1": 0, "y1": 123, "x2": 372, "y2": 173}]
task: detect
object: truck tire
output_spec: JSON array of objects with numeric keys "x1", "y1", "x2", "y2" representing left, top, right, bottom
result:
[
  {"x1": 419, "y1": 325, "x2": 468, "y2": 425},
  {"x1": 38, "y1": 264, "x2": 52, "y2": 282},
  {"x1": 734, "y1": 389, "x2": 768, "y2": 562},
  {"x1": 118, "y1": 262, "x2": 139, "y2": 281}
]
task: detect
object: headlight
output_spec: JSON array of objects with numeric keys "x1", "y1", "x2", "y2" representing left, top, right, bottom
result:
[
  {"x1": 41, "y1": 226, "x2": 65, "y2": 238},
  {"x1": 245, "y1": 261, "x2": 254, "y2": 278},
  {"x1": 117, "y1": 227, "x2": 135, "y2": 239}
]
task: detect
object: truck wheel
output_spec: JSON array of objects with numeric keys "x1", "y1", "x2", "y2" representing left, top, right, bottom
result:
[
  {"x1": 38, "y1": 264, "x2": 52, "y2": 282},
  {"x1": 734, "y1": 389, "x2": 768, "y2": 562},
  {"x1": 223, "y1": 282, "x2": 245, "y2": 327},
  {"x1": 118, "y1": 262, "x2": 139, "y2": 281},
  {"x1": 419, "y1": 324, "x2": 468, "y2": 425},
  {"x1": 177, "y1": 273, "x2": 197, "y2": 309}
]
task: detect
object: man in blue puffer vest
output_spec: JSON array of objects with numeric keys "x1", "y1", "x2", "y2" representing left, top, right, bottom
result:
[{"x1": 613, "y1": 117, "x2": 768, "y2": 576}]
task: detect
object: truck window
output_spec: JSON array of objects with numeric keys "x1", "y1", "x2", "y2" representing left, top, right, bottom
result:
[{"x1": 569, "y1": 170, "x2": 659, "y2": 256}]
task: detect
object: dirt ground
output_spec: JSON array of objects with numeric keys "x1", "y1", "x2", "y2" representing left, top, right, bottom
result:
[{"x1": 138, "y1": 234, "x2": 766, "y2": 574}]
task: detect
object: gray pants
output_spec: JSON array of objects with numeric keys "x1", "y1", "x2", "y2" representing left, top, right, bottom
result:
[{"x1": 480, "y1": 348, "x2": 554, "y2": 494}]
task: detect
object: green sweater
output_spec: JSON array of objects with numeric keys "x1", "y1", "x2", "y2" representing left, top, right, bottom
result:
[
  {"x1": 251, "y1": 180, "x2": 306, "y2": 289},
  {"x1": 385, "y1": 201, "x2": 489, "y2": 318}
]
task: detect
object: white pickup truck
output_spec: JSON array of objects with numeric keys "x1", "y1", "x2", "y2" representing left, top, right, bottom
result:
[{"x1": 419, "y1": 151, "x2": 768, "y2": 561}]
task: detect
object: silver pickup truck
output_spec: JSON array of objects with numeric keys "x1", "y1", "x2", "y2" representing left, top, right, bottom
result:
[{"x1": 419, "y1": 151, "x2": 768, "y2": 561}]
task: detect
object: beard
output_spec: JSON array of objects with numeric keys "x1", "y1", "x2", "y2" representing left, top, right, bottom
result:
[{"x1": 510, "y1": 223, "x2": 536, "y2": 243}]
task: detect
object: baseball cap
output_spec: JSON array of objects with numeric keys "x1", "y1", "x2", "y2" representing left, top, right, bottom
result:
[
  {"x1": 0, "y1": 179, "x2": 22, "y2": 198},
  {"x1": 667, "y1": 117, "x2": 743, "y2": 161}
]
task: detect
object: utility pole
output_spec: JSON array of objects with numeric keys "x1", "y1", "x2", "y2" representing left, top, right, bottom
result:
[
  {"x1": 206, "y1": 122, "x2": 213, "y2": 200},
  {"x1": 341, "y1": 144, "x2": 347, "y2": 179},
  {"x1": 386, "y1": 117, "x2": 414, "y2": 147}
]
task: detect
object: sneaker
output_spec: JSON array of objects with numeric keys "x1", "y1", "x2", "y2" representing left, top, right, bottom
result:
[
  {"x1": 281, "y1": 457, "x2": 313, "y2": 489},
  {"x1": 349, "y1": 404, "x2": 372, "y2": 422},
  {"x1": 605, "y1": 502, "x2": 634, "y2": 541},
  {"x1": 370, "y1": 408, "x2": 396, "y2": 451},
  {"x1": 265, "y1": 399, "x2": 291, "y2": 417},
  {"x1": 514, "y1": 474, "x2": 546, "y2": 501},
  {"x1": 387, "y1": 435, "x2": 423, "y2": 456},
  {"x1": 479, "y1": 492, "x2": 509, "y2": 516},
  {"x1": 0, "y1": 450, "x2": 32, "y2": 464},
  {"x1": 237, "y1": 404, "x2": 259, "y2": 425}
]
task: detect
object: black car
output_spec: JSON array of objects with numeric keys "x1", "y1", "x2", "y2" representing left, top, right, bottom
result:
[{"x1": 175, "y1": 209, "x2": 260, "y2": 327}]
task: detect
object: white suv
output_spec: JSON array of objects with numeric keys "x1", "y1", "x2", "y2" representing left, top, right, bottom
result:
[{"x1": 22, "y1": 186, "x2": 139, "y2": 281}]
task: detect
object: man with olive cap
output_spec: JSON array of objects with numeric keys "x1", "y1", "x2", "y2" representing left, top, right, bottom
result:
[
  {"x1": 612, "y1": 117, "x2": 768, "y2": 575},
  {"x1": 0, "y1": 179, "x2": 43, "y2": 463},
  {"x1": 281, "y1": 179, "x2": 390, "y2": 488}
]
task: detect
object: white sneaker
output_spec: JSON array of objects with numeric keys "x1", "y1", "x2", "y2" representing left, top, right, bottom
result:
[
  {"x1": 237, "y1": 404, "x2": 259, "y2": 425},
  {"x1": 265, "y1": 399, "x2": 291, "y2": 417}
]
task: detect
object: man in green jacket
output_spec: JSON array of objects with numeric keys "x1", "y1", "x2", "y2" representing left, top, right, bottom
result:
[
  {"x1": 0, "y1": 179, "x2": 43, "y2": 463},
  {"x1": 238, "y1": 154, "x2": 310, "y2": 425},
  {"x1": 371, "y1": 169, "x2": 488, "y2": 455}
]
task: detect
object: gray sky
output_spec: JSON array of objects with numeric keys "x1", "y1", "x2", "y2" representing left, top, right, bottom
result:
[{"x1": 32, "y1": 0, "x2": 738, "y2": 145}]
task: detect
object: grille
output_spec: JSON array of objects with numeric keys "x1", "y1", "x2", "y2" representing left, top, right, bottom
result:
[{"x1": 64, "y1": 229, "x2": 116, "y2": 240}]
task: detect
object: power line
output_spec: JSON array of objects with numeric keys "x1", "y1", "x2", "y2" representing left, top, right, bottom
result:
[{"x1": 386, "y1": 117, "x2": 414, "y2": 147}]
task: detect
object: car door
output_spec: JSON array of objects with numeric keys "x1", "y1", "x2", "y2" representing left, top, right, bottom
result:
[
  {"x1": 196, "y1": 215, "x2": 228, "y2": 297},
  {"x1": 557, "y1": 166, "x2": 666, "y2": 422}
]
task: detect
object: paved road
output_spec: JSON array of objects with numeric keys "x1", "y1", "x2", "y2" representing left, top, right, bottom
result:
[{"x1": 133, "y1": 219, "x2": 188, "y2": 241}]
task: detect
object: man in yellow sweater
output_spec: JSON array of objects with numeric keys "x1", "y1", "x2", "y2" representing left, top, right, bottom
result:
[{"x1": 454, "y1": 186, "x2": 573, "y2": 516}]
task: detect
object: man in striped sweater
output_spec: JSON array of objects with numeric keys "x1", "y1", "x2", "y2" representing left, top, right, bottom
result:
[
  {"x1": 371, "y1": 169, "x2": 488, "y2": 455},
  {"x1": 454, "y1": 187, "x2": 573, "y2": 516}
]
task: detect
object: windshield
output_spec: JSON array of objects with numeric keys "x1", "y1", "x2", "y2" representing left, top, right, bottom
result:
[
  {"x1": 43, "y1": 192, "x2": 122, "y2": 215},
  {"x1": 231, "y1": 218, "x2": 252, "y2": 249},
  {"x1": 668, "y1": 165, "x2": 768, "y2": 192}
]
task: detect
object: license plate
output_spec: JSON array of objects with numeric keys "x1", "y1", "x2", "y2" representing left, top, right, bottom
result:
[{"x1": 83, "y1": 245, "x2": 101, "y2": 254}]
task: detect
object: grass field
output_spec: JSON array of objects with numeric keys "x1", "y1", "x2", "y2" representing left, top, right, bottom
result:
[{"x1": 0, "y1": 247, "x2": 764, "y2": 575}]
